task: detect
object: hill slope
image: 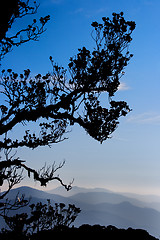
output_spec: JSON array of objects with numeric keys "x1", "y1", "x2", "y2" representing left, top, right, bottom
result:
[
  {"x1": 0, "y1": 225, "x2": 158, "y2": 240},
  {"x1": 1, "y1": 186, "x2": 160, "y2": 238}
]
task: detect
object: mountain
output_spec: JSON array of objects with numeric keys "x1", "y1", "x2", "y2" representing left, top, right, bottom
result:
[
  {"x1": 0, "y1": 224, "x2": 158, "y2": 240},
  {"x1": 91, "y1": 201, "x2": 160, "y2": 236},
  {"x1": 4, "y1": 186, "x2": 68, "y2": 203},
  {"x1": 69, "y1": 191, "x2": 147, "y2": 208},
  {"x1": 47, "y1": 186, "x2": 112, "y2": 197},
  {"x1": 121, "y1": 192, "x2": 160, "y2": 212},
  {"x1": 121, "y1": 192, "x2": 160, "y2": 204},
  {"x1": 1, "y1": 186, "x2": 160, "y2": 238},
  {"x1": 48, "y1": 186, "x2": 160, "y2": 211}
]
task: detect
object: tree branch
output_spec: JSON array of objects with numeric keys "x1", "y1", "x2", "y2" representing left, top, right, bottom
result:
[{"x1": 0, "y1": 158, "x2": 72, "y2": 190}]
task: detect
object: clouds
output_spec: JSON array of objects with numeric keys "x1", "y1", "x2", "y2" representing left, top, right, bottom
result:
[
  {"x1": 127, "y1": 112, "x2": 160, "y2": 125},
  {"x1": 84, "y1": 7, "x2": 109, "y2": 18},
  {"x1": 118, "y1": 82, "x2": 130, "y2": 91},
  {"x1": 69, "y1": 4, "x2": 109, "y2": 18}
]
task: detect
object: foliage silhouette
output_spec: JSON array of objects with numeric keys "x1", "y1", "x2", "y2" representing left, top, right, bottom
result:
[
  {"x1": 0, "y1": 0, "x2": 50, "y2": 61},
  {"x1": 0, "y1": 7, "x2": 135, "y2": 219},
  {"x1": 0, "y1": 5, "x2": 138, "y2": 239},
  {"x1": 0, "y1": 0, "x2": 71, "y2": 207},
  {"x1": 0, "y1": 224, "x2": 158, "y2": 240},
  {"x1": 2, "y1": 200, "x2": 80, "y2": 239}
]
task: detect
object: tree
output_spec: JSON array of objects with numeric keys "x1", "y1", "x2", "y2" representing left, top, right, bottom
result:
[
  {"x1": 0, "y1": 9, "x2": 136, "y2": 203},
  {"x1": 2, "y1": 200, "x2": 80, "y2": 239},
  {"x1": 0, "y1": 0, "x2": 50, "y2": 61}
]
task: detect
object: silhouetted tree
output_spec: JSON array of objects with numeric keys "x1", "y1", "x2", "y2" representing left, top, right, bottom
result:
[
  {"x1": 0, "y1": 0, "x2": 73, "y2": 200},
  {"x1": 2, "y1": 200, "x2": 80, "y2": 239},
  {"x1": 0, "y1": 0, "x2": 50, "y2": 61},
  {"x1": 0, "y1": 0, "x2": 74, "y2": 222},
  {"x1": 0, "y1": 10, "x2": 135, "y2": 206}
]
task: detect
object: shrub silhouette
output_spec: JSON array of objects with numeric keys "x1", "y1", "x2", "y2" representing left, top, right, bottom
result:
[
  {"x1": 28, "y1": 200, "x2": 81, "y2": 232},
  {"x1": 2, "y1": 200, "x2": 80, "y2": 239}
]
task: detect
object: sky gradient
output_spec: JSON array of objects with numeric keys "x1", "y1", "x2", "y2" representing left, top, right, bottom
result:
[{"x1": 1, "y1": 0, "x2": 160, "y2": 195}]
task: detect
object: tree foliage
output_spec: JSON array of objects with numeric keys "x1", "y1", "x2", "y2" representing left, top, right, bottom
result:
[
  {"x1": 2, "y1": 200, "x2": 80, "y2": 239},
  {"x1": 0, "y1": 8, "x2": 135, "y2": 202},
  {"x1": 0, "y1": 0, "x2": 50, "y2": 61},
  {"x1": 0, "y1": 6, "x2": 136, "y2": 238},
  {"x1": 0, "y1": 12, "x2": 135, "y2": 147}
]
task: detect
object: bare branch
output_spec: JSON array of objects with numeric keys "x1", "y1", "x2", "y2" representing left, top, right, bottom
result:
[
  {"x1": 21, "y1": 160, "x2": 73, "y2": 190},
  {"x1": 0, "y1": 193, "x2": 30, "y2": 217},
  {"x1": 0, "y1": 152, "x2": 72, "y2": 192}
]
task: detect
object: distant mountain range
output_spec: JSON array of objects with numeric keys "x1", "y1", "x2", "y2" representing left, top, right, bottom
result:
[
  {"x1": 1, "y1": 186, "x2": 160, "y2": 238},
  {"x1": 48, "y1": 186, "x2": 160, "y2": 211},
  {"x1": 47, "y1": 186, "x2": 113, "y2": 196}
]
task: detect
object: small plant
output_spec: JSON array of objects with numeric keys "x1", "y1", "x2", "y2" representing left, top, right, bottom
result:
[
  {"x1": 28, "y1": 200, "x2": 81, "y2": 233},
  {"x1": 2, "y1": 200, "x2": 81, "y2": 238}
]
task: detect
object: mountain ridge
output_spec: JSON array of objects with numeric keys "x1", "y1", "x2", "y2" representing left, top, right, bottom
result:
[
  {"x1": 47, "y1": 186, "x2": 160, "y2": 210},
  {"x1": 1, "y1": 186, "x2": 160, "y2": 238},
  {"x1": 47, "y1": 186, "x2": 114, "y2": 196}
]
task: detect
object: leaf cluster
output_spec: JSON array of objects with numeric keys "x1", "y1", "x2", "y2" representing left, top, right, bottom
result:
[
  {"x1": 0, "y1": 12, "x2": 135, "y2": 197},
  {"x1": 3, "y1": 200, "x2": 81, "y2": 238},
  {"x1": 0, "y1": 13, "x2": 135, "y2": 148},
  {"x1": 0, "y1": 0, "x2": 50, "y2": 61}
]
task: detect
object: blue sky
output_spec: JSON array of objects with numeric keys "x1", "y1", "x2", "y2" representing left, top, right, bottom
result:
[{"x1": 1, "y1": 0, "x2": 160, "y2": 195}]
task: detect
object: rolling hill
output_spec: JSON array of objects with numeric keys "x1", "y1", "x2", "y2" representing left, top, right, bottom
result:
[{"x1": 1, "y1": 186, "x2": 160, "y2": 238}]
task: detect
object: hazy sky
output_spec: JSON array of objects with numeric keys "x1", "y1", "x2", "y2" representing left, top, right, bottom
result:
[{"x1": 1, "y1": 0, "x2": 160, "y2": 195}]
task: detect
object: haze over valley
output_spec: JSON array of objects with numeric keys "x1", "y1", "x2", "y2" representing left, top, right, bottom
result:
[{"x1": 1, "y1": 186, "x2": 160, "y2": 238}]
